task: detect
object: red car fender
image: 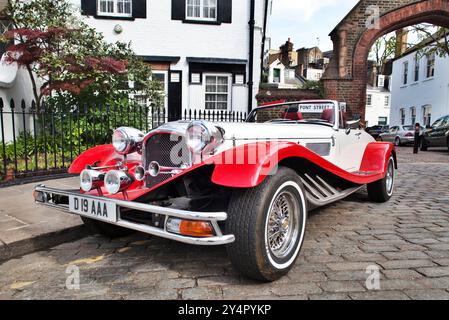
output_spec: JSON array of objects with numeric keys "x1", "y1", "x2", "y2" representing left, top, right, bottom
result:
[
  {"x1": 68, "y1": 144, "x2": 123, "y2": 174},
  {"x1": 209, "y1": 141, "x2": 396, "y2": 188},
  {"x1": 68, "y1": 144, "x2": 143, "y2": 173},
  {"x1": 359, "y1": 142, "x2": 397, "y2": 174}
]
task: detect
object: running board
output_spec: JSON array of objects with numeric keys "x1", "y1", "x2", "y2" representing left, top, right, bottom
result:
[{"x1": 300, "y1": 173, "x2": 363, "y2": 208}]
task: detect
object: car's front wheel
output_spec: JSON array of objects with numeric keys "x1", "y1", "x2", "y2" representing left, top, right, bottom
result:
[
  {"x1": 225, "y1": 167, "x2": 307, "y2": 282},
  {"x1": 394, "y1": 137, "x2": 401, "y2": 146},
  {"x1": 367, "y1": 156, "x2": 395, "y2": 203}
]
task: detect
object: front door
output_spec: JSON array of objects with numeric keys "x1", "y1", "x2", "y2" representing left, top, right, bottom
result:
[
  {"x1": 335, "y1": 127, "x2": 365, "y2": 172},
  {"x1": 168, "y1": 70, "x2": 183, "y2": 121}
]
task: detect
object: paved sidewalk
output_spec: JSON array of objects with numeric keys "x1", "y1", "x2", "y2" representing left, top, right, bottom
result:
[
  {"x1": 0, "y1": 177, "x2": 87, "y2": 261},
  {"x1": 0, "y1": 146, "x2": 448, "y2": 299}
]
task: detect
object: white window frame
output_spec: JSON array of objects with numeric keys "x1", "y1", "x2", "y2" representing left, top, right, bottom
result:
[
  {"x1": 400, "y1": 108, "x2": 406, "y2": 125},
  {"x1": 366, "y1": 94, "x2": 372, "y2": 106},
  {"x1": 403, "y1": 61, "x2": 409, "y2": 85},
  {"x1": 414, "y1": 55, "x2": 420, "y2": 82},
  {"x1": 204, "y1": 73, "x2": 231, "y2": 110},
  {"x1": 411, "y1": 107, "x2": 416, "y2": 125},
  {"x1": 97, "y1": 0, "x2": 133, "y2": 18},
  {"x1": 422, "y1": 105, "x2": 432, "y2": 127},
  {"x1": 152, "y1": 71, "x2": 169, "y2": 111},
  {"x1": 378, "y1": 117, "x2": 388, "y2": 126},
  {"x1": 426, "y1": 53, "x2": 435, "y2": 78},
  {"x1": 186, "y1": 0, "x2": 217, "y2": 22},
  {"x1": 130, "y1": 71, "x2": 168, "y2": 114}
]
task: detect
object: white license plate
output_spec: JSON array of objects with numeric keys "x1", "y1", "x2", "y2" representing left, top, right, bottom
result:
[{"x1": 69, "y1": 195, "x2": 117, "y2": 223}]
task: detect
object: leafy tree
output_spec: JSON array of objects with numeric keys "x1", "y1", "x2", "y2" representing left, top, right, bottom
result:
[
  {"x1": 0, "y1": 0, "x2": 162, "y2": 111},
  {"x1": 410, "y1": 24, "x2": 449, "y2": 58},
  {"x1": 369, "y1": 34, "x2": 397, "y2": 75},
  {"x1": 302, "y1": 80, "x2": 324, "y2": 97}
]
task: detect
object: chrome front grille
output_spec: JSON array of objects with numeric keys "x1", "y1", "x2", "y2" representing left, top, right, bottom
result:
[{"x1": 144, "y1": 133, "x2": 191, "y2": 189}]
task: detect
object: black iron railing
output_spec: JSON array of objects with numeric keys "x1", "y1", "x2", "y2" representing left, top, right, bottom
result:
[{"x1": 0, "y1": 97, "x2": 247, "y2": 183}]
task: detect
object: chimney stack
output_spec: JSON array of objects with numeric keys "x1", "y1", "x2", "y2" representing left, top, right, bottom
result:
[{"x1": 280, "y1": 38, "x2": 294, "y2": 66}]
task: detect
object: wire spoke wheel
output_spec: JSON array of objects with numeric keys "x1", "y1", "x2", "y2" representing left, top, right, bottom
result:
[{"x1": 266, "y1": 189, "x2": 300, "y2": 259}]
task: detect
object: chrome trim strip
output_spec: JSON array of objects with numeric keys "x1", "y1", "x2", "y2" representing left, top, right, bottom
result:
[{"x1": 34, "y1": 185, "x2": 234, "y2": 246}]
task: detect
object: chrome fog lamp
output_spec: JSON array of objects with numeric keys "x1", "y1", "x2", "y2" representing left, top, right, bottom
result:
[
  {"x1": 148, "y1": 161, "x2": 160, "y2": 177},
  {"x1": 104, "y1": 170, "x2": 133, "y2": 194},
  {"x1": 134, "y1": 165, "x2": 146, "y2": 181},
  {"x1": 112, "y1": 127, "x2": 144, "y2": 155},
  {"x1": 80, "y1": 169, "x2": 104, "y2": 192},
  {"x1": 186, "y1": 120, "x2": 224, "y2": 155}
]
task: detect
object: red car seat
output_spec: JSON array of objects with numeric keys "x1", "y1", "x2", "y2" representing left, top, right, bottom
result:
[
  {"x1": 321, "y1": 109, "x2": 335, "y2": 124},
  {"x1": 281, "y1": 111, "x2": 304, "y2": 121}
]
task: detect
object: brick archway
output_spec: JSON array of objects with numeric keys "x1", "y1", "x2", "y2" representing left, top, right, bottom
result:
[{"x1": 323, "y1": 0, "x2": 449, "y2": 121}]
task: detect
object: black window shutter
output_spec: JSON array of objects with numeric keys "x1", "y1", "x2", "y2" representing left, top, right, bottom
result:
[
  {"x1": 80, "y1": 0, "x2": 96, "y2": 16},
  {"x1": 172, "y1": 0, "x2": 186, "y2": 21},
  {"x1": 218, "y1": 0, "x2": 232, "y2": 24},
  {"x1": 132, "y1": 0, "x2": 147, "y2": 19}
]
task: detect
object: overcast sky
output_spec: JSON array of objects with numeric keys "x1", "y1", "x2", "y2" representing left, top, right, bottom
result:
[{"x1": 268, "y1": 0, "x2": 360, "y2": 52}]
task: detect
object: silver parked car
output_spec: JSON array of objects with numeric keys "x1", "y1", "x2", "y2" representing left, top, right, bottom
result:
[{"x1": 379, "y1": 125, "x2": 419, "y2": 146}]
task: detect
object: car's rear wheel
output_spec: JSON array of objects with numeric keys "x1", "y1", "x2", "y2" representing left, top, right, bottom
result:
[
  {"x1": 225, "y1": 167, "x2": 307, "y2": 282},
  {"x1": 394, "y1": 137, "x2": 401, "y2": 146},
  {"x1": 81, "y1": 217, "x2": 135, "y2": 238},
  {"x1": 367, "y1": 156, "x2": 395, "y2": 203},
  {"x1": 420, "y1": 138, "x2": 428, "y2": 151}
]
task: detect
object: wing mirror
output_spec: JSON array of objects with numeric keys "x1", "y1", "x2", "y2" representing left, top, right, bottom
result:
[{"x1": 345, "y1": 119, "x2": 361, "y2": 135}]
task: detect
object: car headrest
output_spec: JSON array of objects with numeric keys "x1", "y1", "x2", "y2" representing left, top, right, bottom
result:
[
  {"x1": 281, "y1": 111, "x2": 303, "y2": 121},
  {"x1": 321, "y1": 109, "x2": 335, "y2": 123}
]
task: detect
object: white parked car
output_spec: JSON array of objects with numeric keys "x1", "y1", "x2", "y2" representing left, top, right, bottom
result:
[{"x1": 34, "y1": 100, "x2": 397, "y2": 281}]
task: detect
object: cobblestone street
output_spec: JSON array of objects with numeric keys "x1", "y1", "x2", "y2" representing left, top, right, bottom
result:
[{"x1": 0, "y1": 147, "x2": 448, "y2": 300}]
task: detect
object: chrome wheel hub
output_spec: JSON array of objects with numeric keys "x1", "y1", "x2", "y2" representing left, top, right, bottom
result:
[{"x1": 267, "y1": 190, "x2": 299, "y2": 259}]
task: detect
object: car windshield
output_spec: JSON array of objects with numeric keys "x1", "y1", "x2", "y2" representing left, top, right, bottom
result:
[
  {"x1": 403, "y1": 126, "x2": 414, "y2": 131},
  {"x1": 247, "y1": 102, "x2": 337, "y2": 126}
]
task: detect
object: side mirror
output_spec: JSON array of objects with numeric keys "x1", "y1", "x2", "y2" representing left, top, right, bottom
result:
[{"x1": 345, "y1": 119, "x2": 361, "y2": 134}]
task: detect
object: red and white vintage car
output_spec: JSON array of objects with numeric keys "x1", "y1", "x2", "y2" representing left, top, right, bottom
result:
[{"x1": 34, "y1": 100, "x2": 396, "y2": 281}]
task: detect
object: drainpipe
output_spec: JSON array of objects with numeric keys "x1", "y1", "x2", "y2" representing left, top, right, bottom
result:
[
  {"x1": 260, "y1": 0, "x2": 269, "y2": 80},
  {"x1": 247, "y1": 0, "x2": 256, "y2": 114}
]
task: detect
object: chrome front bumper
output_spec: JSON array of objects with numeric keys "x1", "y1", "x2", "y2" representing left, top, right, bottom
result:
[{"x1": 34, "y1": 185, "x2": 235, "y2": 246}]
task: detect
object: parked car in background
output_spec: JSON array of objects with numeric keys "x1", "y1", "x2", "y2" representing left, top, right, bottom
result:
[
  {"x1": 380, "y1": 125, "x2": 421, "y2": 146},
  {"x1": 33, "y1": 100, "x2": 397, "y2": 281},
  {"x1": 421, "y1": 115, "x2": 449, "y2": 152},
  {"x1": 366, "y1": 125, "x2": 389, "y2": 140}
]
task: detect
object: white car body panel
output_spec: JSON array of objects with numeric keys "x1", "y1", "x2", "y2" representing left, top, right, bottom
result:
[{"x1": 155, "y1": 100, "x2": 375, "y2": 173}]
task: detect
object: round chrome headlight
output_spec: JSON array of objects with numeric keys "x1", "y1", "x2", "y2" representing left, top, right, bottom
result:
[
  {"x1": 112, "y1": 127, "x2": 144, "y2": 155},
  {"x1": 80, "y1": 169, "x2": 104, "y2": 192},
  {"x1": 104, "y1": 170, "x2": 133, "y2": 194},
  {"x1": 186, "y1": 121, "x2": 224, "y2": 155},
  {"x1": 80, "y1": 169, "x2": 93, "y2": 192}
]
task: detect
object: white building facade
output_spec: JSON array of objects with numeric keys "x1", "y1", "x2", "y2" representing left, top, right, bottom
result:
[
  {"x1": 75, "y1": 0, "x2": 271, "y2": 117},
  {"x1": 365, "y1": 75, "x2": 391, "y2": 126},
  {"x1": 0, "y1": 0, "x2": 271, "y2": 140},
  {"x1": 390, "y1": 43, "x2": 449, "y2": 128}
]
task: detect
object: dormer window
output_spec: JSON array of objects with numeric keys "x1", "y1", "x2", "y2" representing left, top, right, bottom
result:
[
  {"x1": 97, "y1": 0, "x2": 132, "y2": 17},
  {"x1": 186, "y1": 0, "x2": 217, "y2": 21}
]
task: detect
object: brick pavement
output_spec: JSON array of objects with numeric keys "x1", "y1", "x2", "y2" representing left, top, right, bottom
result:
[{"x1": 0, "y1": 147, "x2": 448, "y2": 300}]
